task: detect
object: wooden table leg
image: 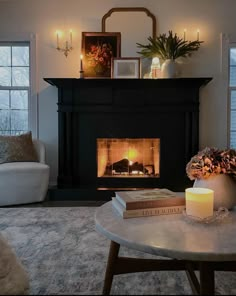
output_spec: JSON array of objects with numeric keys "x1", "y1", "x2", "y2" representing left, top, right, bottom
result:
[
  {"x1": 102, "y1": 240, "x2": 120, "y2": 295},
  {"x1": 199, "y1": 262, "x2": 215, "y2": 295}
]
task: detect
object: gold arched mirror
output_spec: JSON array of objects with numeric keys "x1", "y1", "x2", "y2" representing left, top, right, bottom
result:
[{"x1": 102, "y1": 7, "x2": 157, "y2": 58}]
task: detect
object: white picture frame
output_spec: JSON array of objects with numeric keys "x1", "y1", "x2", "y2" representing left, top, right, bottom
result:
[{"x1": 112, "y1": 57, "x2": 141, "y2": 78}]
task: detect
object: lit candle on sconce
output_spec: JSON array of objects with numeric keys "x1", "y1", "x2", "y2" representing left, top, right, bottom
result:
[
  {"x1": 70, "y1": 29, "x2": 73, "y2": 46},
  {"x1": 185, "y1": 187, "x2": 214, "y2": 219},
  {"x1": 183, "y1": 29, "x2": 187, "y2": 41},
  {"x1": 197, "y1": 29, "x2": 200, "y2": 41},
  {"x1": 56, "y1": 31, "x2": 59, "y2": 49}
]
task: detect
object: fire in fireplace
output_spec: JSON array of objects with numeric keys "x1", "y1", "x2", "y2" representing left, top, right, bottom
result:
[{"x1": 97, "y1": 138, "x2": 160, "y2": 178}]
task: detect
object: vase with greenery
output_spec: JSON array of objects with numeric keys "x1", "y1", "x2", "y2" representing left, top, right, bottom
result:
[{"x1": 136, "y1": 30, "x2": 203, "y2": 77}]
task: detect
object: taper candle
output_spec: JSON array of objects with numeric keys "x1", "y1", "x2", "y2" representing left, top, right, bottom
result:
[
  {"x1": 197, "y1": 29, "x2": 200, "y2": 41},
  {"x1": 70, "y1": 30, "x2": 72, "y2": 46},
  {"x1": 56, "y1": 31, "x2": 59, "y2": 48},
  {"x1": 183, "y1": 29, "x2": 187, "y2": 41},
  {"x1": 185, "y1": 187, "x2": 214, "y2": 219}
]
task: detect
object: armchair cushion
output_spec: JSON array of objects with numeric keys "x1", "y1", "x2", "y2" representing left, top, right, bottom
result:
[{"x1": 0, "y1": 131, "x2": 38, "y2": 164}]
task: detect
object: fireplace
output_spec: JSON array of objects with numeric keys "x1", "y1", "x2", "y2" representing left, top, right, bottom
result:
[
  {"x1": 44, "y1": 77, "x2": 212, "y2": 200},
  {"x1": 97, "y1": 138, "x2": 160, "y2": 178}
]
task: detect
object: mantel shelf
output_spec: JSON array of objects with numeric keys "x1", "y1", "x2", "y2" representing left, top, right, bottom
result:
[{"x1": 44, "y1": 77, "x2": 212, "y2": 89}]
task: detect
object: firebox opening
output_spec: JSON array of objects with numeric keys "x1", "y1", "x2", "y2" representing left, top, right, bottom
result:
[{"x1": 97, "y1": 138, "x2": 160, "y2": 178}]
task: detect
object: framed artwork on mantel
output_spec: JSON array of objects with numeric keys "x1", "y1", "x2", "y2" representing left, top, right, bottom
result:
[
  {"x1": 111, "y1": 57, "x2": 141, "y2": 78},
  {"x1": 81, "y1": 32, "x2": 121, "y2": 78}
]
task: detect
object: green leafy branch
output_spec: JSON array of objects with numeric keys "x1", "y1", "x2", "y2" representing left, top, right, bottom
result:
[{"x1": 137, "y1": 30, "x2": 203, "y2": 60}]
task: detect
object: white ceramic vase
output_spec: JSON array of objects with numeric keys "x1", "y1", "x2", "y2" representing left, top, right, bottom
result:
[
  {"x1": 161, "y1": 59, "x2": 177, "y2": 78},
  {"x1": 193, "y1": 174, "x2": 236, "y2": 210}
]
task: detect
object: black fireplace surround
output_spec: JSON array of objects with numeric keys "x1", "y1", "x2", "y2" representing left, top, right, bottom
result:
[{"x1": 44, "y1": 77, "x2": 212, "y2": 201}]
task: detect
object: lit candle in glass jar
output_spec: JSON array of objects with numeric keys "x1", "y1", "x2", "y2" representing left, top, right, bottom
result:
[{"x1": 185, "y1": 187, "x2": 214, "y2": 219}]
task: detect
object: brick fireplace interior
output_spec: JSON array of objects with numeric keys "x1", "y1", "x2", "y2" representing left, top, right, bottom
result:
[
  {"x1": 97, "y1": 138, "x2": 160, "y2": 178},
  {"x1": 44, "y1": 77, "x2": 212, "y2": 201}
]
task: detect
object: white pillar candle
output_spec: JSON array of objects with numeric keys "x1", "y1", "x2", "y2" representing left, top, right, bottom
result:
[{"x1": 185, "y1": 187, "x2": 214, "y2": 219}]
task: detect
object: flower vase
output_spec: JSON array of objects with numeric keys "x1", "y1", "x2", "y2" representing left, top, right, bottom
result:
[
  {"x1": 161, "y1": 59, "x2": 177, "y2": 78},
  {"x1": 193, "y1": 174, "x2": 236, "y2": 210}
]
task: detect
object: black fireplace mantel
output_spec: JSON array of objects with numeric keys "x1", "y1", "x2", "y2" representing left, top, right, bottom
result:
[{"x1": 44, "y1": 77, "x2": 212, "y2": 201}]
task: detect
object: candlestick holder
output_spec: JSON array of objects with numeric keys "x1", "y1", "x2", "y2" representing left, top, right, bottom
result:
[
  {"x1": 56, "y1": 30, "x2": 73, "y2": 58},
  {"x1": 79, "y1": 70, "x2": 84, "y2": 79}
]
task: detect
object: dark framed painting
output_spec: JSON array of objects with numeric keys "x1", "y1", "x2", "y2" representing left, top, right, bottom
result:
[{"x1": 81, "y1": 32, "x2": 121, "y2": 78}]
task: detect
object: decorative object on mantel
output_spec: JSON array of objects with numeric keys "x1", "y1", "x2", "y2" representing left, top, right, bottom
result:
[
  {"x1": 111, "y1": 57, "x2": 141, "y2": 78},
  {"x1": 137, "y1": 30, "x2": 203, "y2": 78},
  {"x1": 101, "y1": 7, "x2": 157, "y2": 78},
  {"x1": 186, "y1": 147, "x2": 236, "y2": 210},
  {"x1": 81, "y1": 32, "x2": 121, "y2": 78},
  {"x1": 79, "y1": 54, "x2": 84, "y2": 78},
  {"x1": 56, "y1": 30, "x2": 73, "y2": 57},
  {"x1": 150, "y1": 57, "x2": 161, "y2": 79}
]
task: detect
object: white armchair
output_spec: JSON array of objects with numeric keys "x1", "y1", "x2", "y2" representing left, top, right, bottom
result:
[{"x1": 0, "y1": 139, "x2": 50, "y2": 206}]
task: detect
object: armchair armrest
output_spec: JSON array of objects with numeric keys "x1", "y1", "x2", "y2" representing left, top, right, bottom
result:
[{"x1": 33, "y1": 139, "x2": 46, "y2": 164}]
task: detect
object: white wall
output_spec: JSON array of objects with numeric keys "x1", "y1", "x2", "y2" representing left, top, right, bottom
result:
[{"x1": 0, "y1": 0, "x2": 235, "y2": 184}]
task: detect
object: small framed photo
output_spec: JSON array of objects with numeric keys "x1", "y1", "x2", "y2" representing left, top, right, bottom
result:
[
  {"x1": 112, "y1": 57, "x2": 141, "y2": 78},
  {"x1": 81, "y1": 32, "x2": 121, "y2": 78}
]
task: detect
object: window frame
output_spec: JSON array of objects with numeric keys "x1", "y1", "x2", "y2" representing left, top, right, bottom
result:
[
  {"x1": 221, "y1": 33, "x2": 236, "y2": 148},
  {"x1": 0, "y1": 32, "x2": 38, "y2": 138}
]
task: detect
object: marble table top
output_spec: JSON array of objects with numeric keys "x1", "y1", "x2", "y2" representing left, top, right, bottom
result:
[{"x1": 95, "y1": 201, "x2": 236, "y2": 262}]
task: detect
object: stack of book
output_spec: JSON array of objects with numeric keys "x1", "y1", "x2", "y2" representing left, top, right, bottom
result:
[{"x1": 112, "y1": 188, "x2": 186, "y2": 219}]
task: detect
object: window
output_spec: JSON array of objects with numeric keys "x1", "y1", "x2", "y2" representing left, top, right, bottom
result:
[
  {"x1": 0, "y1": 43, "x2": 30, "y2": 135},
  {"x1": 0, "y1": 33, "x2": 37, "y2": 137},
  {"x1": 229, "y1": 46, "x2": 236, "y2": 148}
]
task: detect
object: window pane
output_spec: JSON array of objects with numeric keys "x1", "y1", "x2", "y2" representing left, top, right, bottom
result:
[
  {"x1": 0, "y1": 47, "x2": 11, "y2": 66},
  {"x1": 231, "y1": 111, "x2": 236, "y2": 130},
  {"x1": 0, "y1": 110, "x2": 10, "y2": 132},
  {"x1": 230, "y1": 67, "x2": 236, "y2": 87},
  {"x1": 231, "y1": 90, "x2": 236, "y2": 109},
  {"x1": 11, "y1": 90, "x2": 28, "y2": 109},
  {"x1": 0, "y1": 90, "x2": 9, "y2": 109},
  {"x1": 230, "y1": 132, "x2": 236, "y2": 149},
  {"x1": 11, "y1": 110, "x2": 28, "y2": 131},
  {"x1": 12, "y1": 67, "x2": 29, "y2": 86},
  {"x1": 12, "y1": 46, "x2": 29, "y2": 66},
  {"x1": 230, "y1": 48, "x2": 236, "y2": 66},
  {"x1": 0, "y1": 67, "x2": 11, "y2": 86}
]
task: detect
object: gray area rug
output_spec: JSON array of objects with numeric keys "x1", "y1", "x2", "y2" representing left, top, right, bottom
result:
[{"x1": 0, "y1": 207, "x2": 236, "y2": 295}]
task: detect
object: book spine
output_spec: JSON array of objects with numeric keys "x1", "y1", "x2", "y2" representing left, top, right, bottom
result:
[
  {"x1": 122, "y1": 206, "x2": 186, "y2": 219},
  {"x1": 124, "y1": 199, "x2": 185, "y2": 210}
]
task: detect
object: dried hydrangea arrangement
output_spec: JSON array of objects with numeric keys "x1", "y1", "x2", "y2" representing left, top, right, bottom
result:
[{"x1": 186, "y1": 147, "x2": 236, "y2": 180}]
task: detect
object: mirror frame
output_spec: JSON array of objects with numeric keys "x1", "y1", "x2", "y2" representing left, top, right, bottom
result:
[{"x1": 101, "y1": 7, "x2": 157, "y2": 39}]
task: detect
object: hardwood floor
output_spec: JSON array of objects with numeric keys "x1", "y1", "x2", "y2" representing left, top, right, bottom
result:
[{"x1": 0, "y1": 198, "x2": 107, "y2": 208}]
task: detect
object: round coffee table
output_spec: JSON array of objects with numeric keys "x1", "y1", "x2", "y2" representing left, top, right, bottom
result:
[{"x1": 95, "y1": 201, "x2": 236, "y2": 295}]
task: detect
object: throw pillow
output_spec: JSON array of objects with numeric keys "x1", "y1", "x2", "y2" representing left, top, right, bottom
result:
[{"x1": 0, "y1": 131, "x2": 38, "y2": 164}]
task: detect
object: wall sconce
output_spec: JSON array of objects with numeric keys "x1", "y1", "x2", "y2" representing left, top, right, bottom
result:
[
  {"x1": 56, "y1": 30, "x2": 73, "y2": 57},
  {"x1": 182, "y1": 28, "x2": 201, "y2": 41}
]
